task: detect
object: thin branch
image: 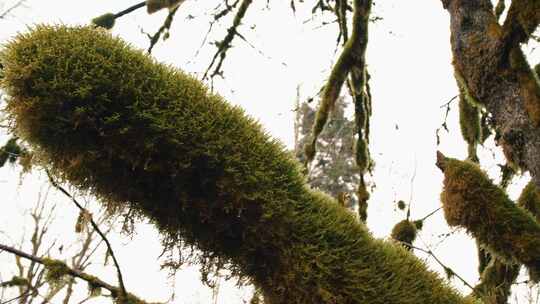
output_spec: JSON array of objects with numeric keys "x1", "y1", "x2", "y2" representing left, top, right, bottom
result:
[
  {"x1": 435, "y1": 95, "x2": 457, "y2": 145},
  {"x1": 202, "y1": 0, "x2": 253, "y2": 80},
  {"x1": 399, "y1": 241, "x2": 476, "y2": 292},
  {"x1": 114, "y1": 1, "x2": 146, "y2": 20},
  {"x1": 0, "y1": 0, "x2": 26, "y2": 19},
  {"x1": 147, "y1": 6, "x2": 179, "y2": 54},
  {"x1": 0, "y1": 243, "x2": 150, "y2": 303},
  {"x1": 0, "y1": 287, "x2": 32, "y2": 304},
  {"x1": 419, "y1": 207, "x2": 442, "y2": 222},
  {"x1": 45, "y1": 171, "x2": 128, "y2": 302}
]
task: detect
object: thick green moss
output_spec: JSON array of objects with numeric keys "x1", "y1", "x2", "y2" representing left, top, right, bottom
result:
[
  {"x1": 1, "y1": 25, "x2": 475, "y2": 303},
  {"x1": 439, "y1": 156, "x2": 540, "y2": 281}
]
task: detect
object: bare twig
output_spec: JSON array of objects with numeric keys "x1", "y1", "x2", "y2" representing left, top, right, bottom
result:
[
  {"x1": 0, "y1": 0, "x2": 26, "y2": 19},
  {"x1": 419, "y1": 207, "x2": 442, "y2": 222},
  {"x1": 146, "y1": 6, "x2": 179, "y2": 53},
  {"x1": 202, "y1": 0, "x2": 253, "y2": 80},
  {"x1": 45, "y1": 171, "x2": 128, "y2": 302},
  {"x1": 114, "y1": 1, "x2": 146, "y2": 20},
  {"x1": 435, "y1": 95, "x2": 458, "y2": 145},
  {"x1": 399, "y1": 241, "x2": 476, "y2": 292}
]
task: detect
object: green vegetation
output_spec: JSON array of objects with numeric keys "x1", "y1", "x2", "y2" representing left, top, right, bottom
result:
[
  {"x1": 390, "y1": 220, "x2": 417, "y2": 250},
  {"x1": 517, "y1": 181, "x2": 540, "y2": 222},
  {"x1": 1, "y1": 25, "x2": 476, "y2": 303},
  {"x1": 92, "y1": 13, "x2": 116, "y2": 30},
  {"x1": 438, "y1": 155, "x2": 540, "y2": 282}
]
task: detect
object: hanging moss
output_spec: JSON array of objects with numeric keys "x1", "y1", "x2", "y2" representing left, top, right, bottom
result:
[
  {"x1": 474, "y1": 259, "x2": 520, "y2": 304},
  {"x1": 391, "y1": 220, "x2": 417, "y2": 250},
  {"x1": 457, "y1": 80, "x2": 481, "y2": 162},
  {"x1": 1, "y1": 25, "x2": 477, "y2": 303},
  {"x1": 437, "y1": 153, "x2": 540, "y2": 282},
  {"x1": 92, "y1": 13, "x2": 116, "y2": 30}
]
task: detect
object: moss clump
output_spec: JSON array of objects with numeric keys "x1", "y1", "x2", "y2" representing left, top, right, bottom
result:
[
  {"x1": 413, "y1": 219, "x2": 423, "y2": 231},
  {"x1": 92, "y1": 13, "x2": 116, "y2": 30},
  {"x1": 4, "y1": 276, "x2": 29, "y2": 287},
  {"x1": 0, "y1": 137, "x2": 23, "y2": 167},
  {"x1": 437, "y1": 153, "x2": 540, "y2": 281},
  {"x1": 1, "y1": 25, "x2": 476, "y2": 303},
  {"x1": 397, "y1": 200, "x2": 406, "y2": 210},
  {"x1": 42, "y1": 258, "x2": 70, "y2": 286},
  {"x1": 391, "y1": 220, "x2": 417, "y2": 250}
]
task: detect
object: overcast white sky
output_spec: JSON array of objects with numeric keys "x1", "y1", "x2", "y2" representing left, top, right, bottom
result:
[{"x1": 0, "y1": 0, "x2": 538, "y2": 303}]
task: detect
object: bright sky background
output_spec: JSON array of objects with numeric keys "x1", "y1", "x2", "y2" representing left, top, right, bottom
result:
[{"x1": 0, "y1": 0, "x2": 538, "y2": 303}]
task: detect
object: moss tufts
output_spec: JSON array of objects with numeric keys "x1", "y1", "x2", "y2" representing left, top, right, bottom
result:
[
  {"x1": 42, "y1": 258, "x2": 70, "y2": 286},
  {"x1": 1, "y1": 25, "x2": 476, "y2": 303},
  {"x1": 391, "y1": 220, "x2": 417, "y2": 250},
  {"x1": 92, "y1": 13, "x2": 116, "y2": 30},
  {"x1": 438, "y1": 154, "x2": 540, "y2": 281}
]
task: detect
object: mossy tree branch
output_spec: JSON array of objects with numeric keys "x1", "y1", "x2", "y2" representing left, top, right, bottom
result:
[
  {"x1": 436, "y1": 152, "x2": 540, "y2": 282},
  {"x1": 473, "y1": 180, "x2": 540, "y2": 304},
  {"x1": 502, "y1": 0, "x2": 540, "y2": 45},
  {"x1": 305, "y1": 0, "x2": 371, "y2": 164},
  {"x1": 0, "y1": 25, "x2": 480, "y2": 304},
  {"x1": 442, "y1": 0, "x2": 540, "y2": 190},
  {"x1": 306, "y1": 0, "x2": 372, "y2": 221}
]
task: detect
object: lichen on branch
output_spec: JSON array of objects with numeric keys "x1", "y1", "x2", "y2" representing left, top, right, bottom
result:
[{"x1": 0, "y1": 25, "x2": 478, "y2": 303}]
